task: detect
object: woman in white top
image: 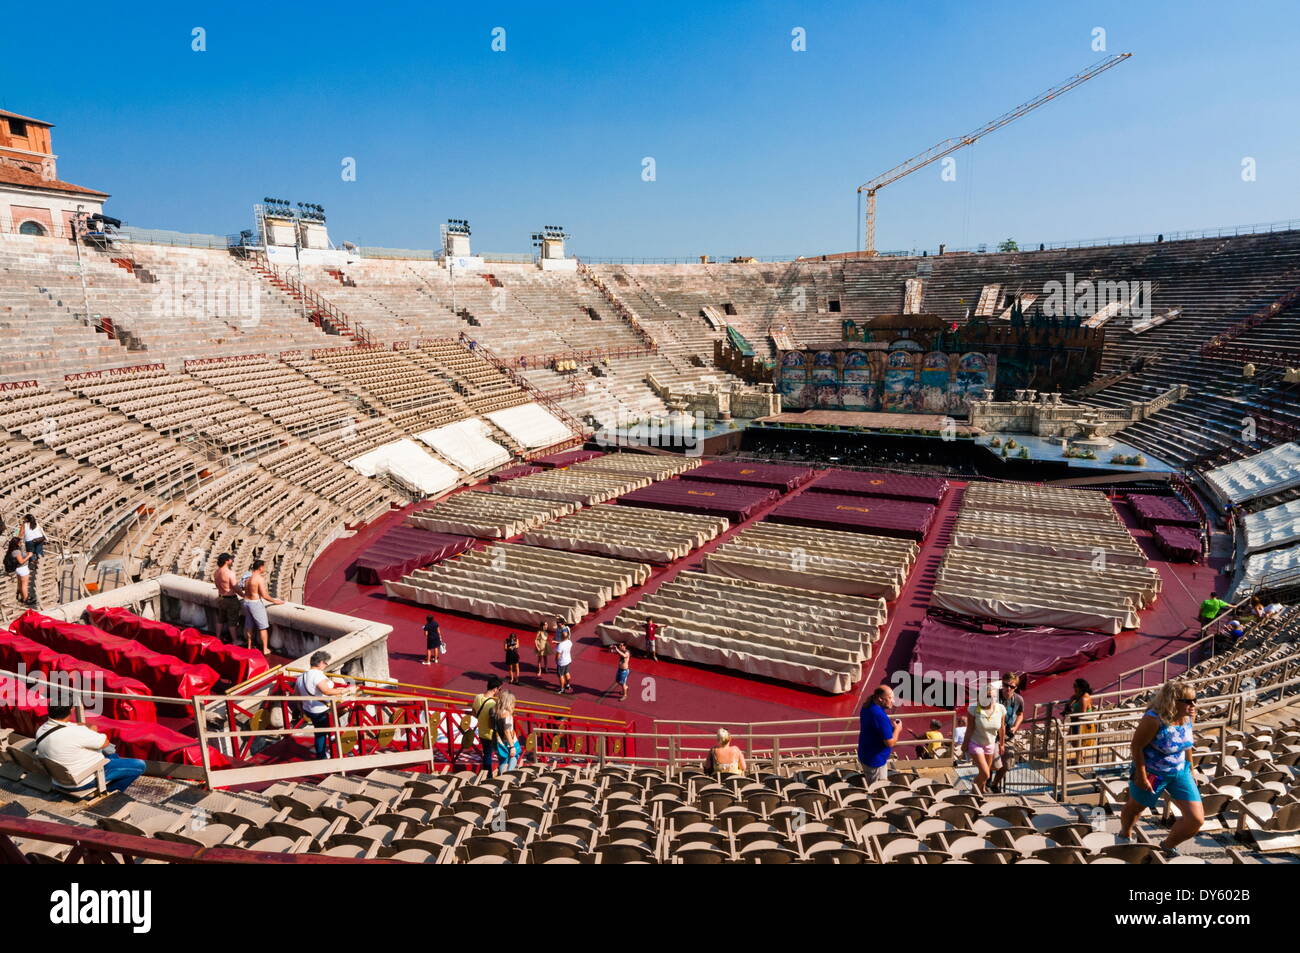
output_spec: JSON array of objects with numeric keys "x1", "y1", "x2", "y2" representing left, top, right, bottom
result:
[
  {"x1": 22, "y1": 514, "x2": 46, "y2": 561},
  {"x1": 962, "y1": 682, "x2": 1007, "y2": 795}
]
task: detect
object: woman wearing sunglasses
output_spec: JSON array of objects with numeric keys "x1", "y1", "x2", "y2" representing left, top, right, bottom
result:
[{"x1": 1118, "y1": 679, "x2": 1204, "y2": 851}]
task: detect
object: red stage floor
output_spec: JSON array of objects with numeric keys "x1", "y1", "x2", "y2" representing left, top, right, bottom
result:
[{"x1": 305, "y1": 473, "x2": 1228, "y2": 731}]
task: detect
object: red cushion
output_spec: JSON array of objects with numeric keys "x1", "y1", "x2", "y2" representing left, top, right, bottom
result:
[
  {"x1": 86, "y1": 606, "x2": 268, "y2": 684},
  {"x1": 11, "y1": 612, "x2": 218, "y2": 701},
  {"x1": 85, "y1": 715, "x2": 231, "y2": 768},
  {"x1": 0, "y1": 674, "x2": 46, "y2": 736},
  {"x1": 0, "y1": 630, "x2": 155, "y2": 722}
]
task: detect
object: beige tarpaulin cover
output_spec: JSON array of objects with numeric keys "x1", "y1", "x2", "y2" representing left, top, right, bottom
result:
[
  {"x1": 521, "y1": 503, "x2": 727, "y2": 563},
  {"x1": 599, "y1": 623, "x2": 856, "y2": 694},
  {"x1": 705, "y1": 551, "x2": 902, "y2": 598},
  {"x1": 491, "y1": 468, "x2": 651, "y2": 505},
  {"x1": 407, "y1": 492, "x2": 574, "y2": 539},
  {"x1": 597, "y1": 574, "x2": 887, "y2": 694},
  {"x1": 705, "y1": 521, "x2": 918, "y2": 599},
  {"x1": 385, "y1": 544, "x2": 649, "y2": 626},
  {"x1": 961, "y1": 482, "x2": 1124, "y2": 521},
  {"x1": 933, "y1": 483, "x2": 1159, "y2": 632},
  {"x1": 569, "y1": 453, "x2": 702, "y2": 481}
]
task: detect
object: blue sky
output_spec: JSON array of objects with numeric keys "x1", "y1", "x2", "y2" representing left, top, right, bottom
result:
[{"x1": 4, "y1": 1, "x2": 1297, "y2": 256}]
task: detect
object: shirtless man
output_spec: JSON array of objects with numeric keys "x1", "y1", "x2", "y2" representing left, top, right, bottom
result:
[
  {"x1": 212, "y1": 553, "x2": 242, "y2": 643},
  {"x1": 241, "y1": 559, "x2": 284, "y2": 655},
  {"x1": 601, "y1": 641, "x2": 631, "y2": 702}
]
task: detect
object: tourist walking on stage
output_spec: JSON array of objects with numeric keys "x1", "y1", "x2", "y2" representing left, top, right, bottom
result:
[
  {"x1": 644, "y1": 617, "x2": 659, "y2": 662},
  {"x1": 1118, "y1": 680, "x2": 1205, "y2": 853},
  {"x1": 601, "y1": 641, "x2": 631, "y2": 701},
  {"x1": 504, "y1": 632, "x2": 521, "y2": 684},
  {"x1": 423, "y1": 615, "x2": 443, "y2": 665},
  {"x1": 554, "y1": 627, "x2": 574, "y2": 695},
  {"x1": 534, "y1": 624, "x2": 550, "y2": 675}
]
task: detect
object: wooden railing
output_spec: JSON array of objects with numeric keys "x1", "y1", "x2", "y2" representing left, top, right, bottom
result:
[
  {"x1": 251, "y1": 260, "x2": 375, "y2": 347},
  {"x1": 0, "y1": 816, "x2": 399, "y2": 864}
]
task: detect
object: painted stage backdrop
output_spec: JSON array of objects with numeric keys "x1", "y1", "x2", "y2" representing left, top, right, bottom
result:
[
  {"x1": 776, "y1": 314, "x2": 1103, "y2": 414},
  {"x1": 779, "y1": 344, "x2": 993, "y2": 414}
]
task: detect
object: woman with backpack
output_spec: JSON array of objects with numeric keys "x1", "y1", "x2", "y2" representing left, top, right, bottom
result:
[
  {"x1": 494, "y1": 690, "x2": 521, "y2": 774},
  {"x1": 5, "y1": 538, "x2": 33, "y2": 606}
]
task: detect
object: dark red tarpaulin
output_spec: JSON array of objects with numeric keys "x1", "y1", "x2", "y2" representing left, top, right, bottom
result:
[
  {"x1": 490, "y1": 464, "x2": 545, "y2": 483},
  {"x1": 909, "y1": 615, "x2": 1115, "y2": 683},
  {"x1": 0, "y1": 674, "x2": 45, "y2": 736},
  {"x1": 0, "y1": 674, "x2": 227, "y2": 767},
  {"x1": 1126, "y1": 493, "x2": 1199, "y2": 529},
  {"x1": 765, "y1": 492, "x2": 936, "y2": 541},
  {"x1": 12, "y1": 612, "x2": 218, "y2": 701},
  {"x1": 535, "y1": 449, "x2": 605, "y2": 468},
  {"x1": 85, "y1": 716, "x2": 231, "y2": 768},
  {"x1": 1153, "y1": 524, "x2": 1202, "y2": 563},
  {"x1": 86, "y1": 606, "x2": 267, "y2": 685},
  {"x1": 617, "y1": 480, "x2": 780, "y2": 522},
  {"x1": 680, "y1": 461, "x2": 816, "y2": 492},
  {"x1": 809, "y1": 469, "x2": 950, "y2": 504},
  {"x1": 0, "y1": 630, "x2": 156, "y2": 722},
  {"x1": 351, "y1": 525, "x2": 475, "y2": 585}
]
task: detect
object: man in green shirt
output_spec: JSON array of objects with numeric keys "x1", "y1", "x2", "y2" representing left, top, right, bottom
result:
[{"x1": 1198, "y1": 596, "x2": 1230, "y2": 624}]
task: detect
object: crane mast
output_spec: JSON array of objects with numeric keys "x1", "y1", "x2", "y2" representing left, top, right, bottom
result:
[{"x1": 857, "y1": 53, "x2": 1131, "y2": 255}]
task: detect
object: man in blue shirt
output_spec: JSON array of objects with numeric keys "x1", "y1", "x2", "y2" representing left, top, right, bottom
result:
[{"x1": 858, "y1": 685, "x2": 900, "y2": 782}]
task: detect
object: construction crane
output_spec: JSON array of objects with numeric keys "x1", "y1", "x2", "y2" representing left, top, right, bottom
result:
[{"x1": 857, "y1": 52, "x2": 1132, "y2": 255}]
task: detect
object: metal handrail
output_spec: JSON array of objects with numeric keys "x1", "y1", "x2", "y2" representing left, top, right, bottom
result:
[{"x1": 1107, "y1": 596, "x2": 1254, "y2": 694}]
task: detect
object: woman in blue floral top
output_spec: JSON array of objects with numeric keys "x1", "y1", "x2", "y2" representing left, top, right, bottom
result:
[{"x1": 1118, "y1": 679, "x2": 1205, "y2": 851}]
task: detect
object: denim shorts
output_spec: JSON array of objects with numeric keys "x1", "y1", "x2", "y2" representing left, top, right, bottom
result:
[{"x1": 1129, "y1": 764, "x2": 1202, "y2": 810}]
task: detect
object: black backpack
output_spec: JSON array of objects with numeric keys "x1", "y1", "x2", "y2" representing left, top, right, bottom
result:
[{"x1": 2, "y1": 550, "x2": 16, "y2": 574}]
